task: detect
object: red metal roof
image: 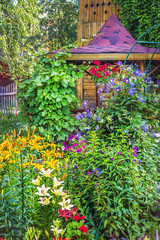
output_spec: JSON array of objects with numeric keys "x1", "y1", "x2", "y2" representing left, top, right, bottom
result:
[{"x1": 71, "y1": 14, "x2": 160, "y2": 54}]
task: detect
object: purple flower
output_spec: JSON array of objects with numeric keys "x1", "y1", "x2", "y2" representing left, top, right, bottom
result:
[
  {"x1": 92, "y1": 168, "x2": 102, "y2": 174},
  {"x1": 76, "y1": 148, "x2": 82, "y2": 153},
  {"x1": 139, "y1": 160, "x2": 141, "y2": 163},
  {"x1": 63, "y1": 140, "x2": 69, "y2": 147},
  {"x1": 85, "y1": 129, "x2": 89, "y2": 132},
  {"x1": 157, "y1": 79, "x2": 160, "y2": 87},
  {"x1": 142, "y1": 124, "x2": 148, "y2": 133},
  {"x1": 100, "y1": 149, "x2": 104, "y2": 154},
  {"x1": 117, "y1": 151, "x2": 121, "y2": 155},
  {"x1": 111, "y1": 158, "x2": 114, "y2": 160},
  {"x1": 137, "y1": 96, "x2": 145, "y2": 103},
  {"x1": 87, "y1": 171, "x2": 91, "y2": 175},
  {"x1": 151, "y1": 131, "x2": 156, "y2": 138},
  {"x1": 96, "y1": 125, "x2": 100, "y2": 130},
  {"x1": 133, "y1": 159, "x2": 136, "y2": 162},
  {"x1": 127, "y1": 88, "x2": 136, "y2": 96},
  {"x1": 69, "y1": 135, "x2": 75, "y2": 140},
  {"x1": 117, "y1": 61, "x2": 122, "y2": 67},
  {"x1": 133, "y1": 153, "x2": 138, "y2": 157}
]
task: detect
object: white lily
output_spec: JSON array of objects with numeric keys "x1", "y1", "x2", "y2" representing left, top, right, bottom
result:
[
  {"x1": 35, "y1": 184, "x2": 50, "y2": 197},
  {"x1": 40, "y1": 168, "x2": 53, "y2": 178},
  {"x1": 52, "y1": 187, "x2": 65, "y2": 196},
  {"x1": 51, "y1": 225, "x2": 63, "y2": 235},
  {"x1": 59, "y1": 197, "x2": 74, "y2": 210},
  {"x1": 53, "y1": 176, "x2": 64, "y2": 188},
  {"x1": 31, "y1": 176, "x2": 41, "y2": 186},
  {"x1": 39, "y1": 196, "x2": 52, "y2": 205}
]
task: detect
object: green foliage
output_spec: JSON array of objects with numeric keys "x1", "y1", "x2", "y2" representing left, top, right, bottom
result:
[
  {"x1": 0, "y1": 0, "x2": 41, "y2": 76},
  {"x1": 0, "y1": 158, "x2": 34, "y2": 239},
  {"x1": 66, "y1": 131, "x2": 160, "y2": 239},
  {"x1": 39, "y1": 0, "x2": 78, "y2": 50},
  {"x1": 0, "y1": 112, "x2": 21, "y2": 142},
  {"x1": 17, "y1": 50, "x2": 86, "y2": 142},
  {"x1": 114, "y1": 0, "x2": 160, "y2": 45}
]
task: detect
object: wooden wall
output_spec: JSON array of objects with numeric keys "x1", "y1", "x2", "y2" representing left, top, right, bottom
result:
[{"x1": 78, "y1": 0, "x2": 120, "y2": 46}]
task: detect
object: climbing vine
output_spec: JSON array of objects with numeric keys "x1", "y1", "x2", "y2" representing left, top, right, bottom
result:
[{"x1": 114, "y1": 0, "x2": 160, "y2": 46}]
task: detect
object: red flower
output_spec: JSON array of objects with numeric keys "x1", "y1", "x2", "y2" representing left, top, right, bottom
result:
[
  {"x1": 72, "y1": 213, "x2": 81, "y2": 221},
  {"x1": 90, "y1": 70, "x2": 96, "y2": 75},
  {"x1": 112, "y1": 67, "x2": 117, "y2": 73},
  {"x1": 54, "y1": 237, "x2": 61, "y2": 240},
  {"x1": 58, "y1": 209, "x2": 72, "y2": 221},
  {"x1": 117, "y1": 68, "x2": 121, "y2": 73},
  {"x1": 96, "y1": 73, "x2": 101, "y2": 78},
  {"x1": 94, "y1": 60, "x2": 101, "y2": 66},
  {"x1": 78, "y1": 225, "x2": 88, "y2": 233},
  {"x1": 81, "y1": 215, "x2": 85, "y2": 220},
  {"x1": 63, "y1": 238, "x2": 70, "y2": 240},
  {"x1": 104, "y1": 71, "x2": 110, "y2": 76},
  {"x1": 107, "y1": 62, "x2": 111, "y2": 66}
]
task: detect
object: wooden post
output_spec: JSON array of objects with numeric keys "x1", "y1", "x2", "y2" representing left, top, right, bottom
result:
[{"x1": 140, "y1": 61, "x2": 144, "y2": 73}]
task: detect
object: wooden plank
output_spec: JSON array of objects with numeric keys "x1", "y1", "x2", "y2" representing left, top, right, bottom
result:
[
  {"x1": 64, "y1": 53, "x2": 160, "y2": 61},
  {"x1": 77, "y1": 78, "x2": 83, "y2": 100},
  {"x1": 77, "y1": 22, "x2": 83, "y2": 47}
]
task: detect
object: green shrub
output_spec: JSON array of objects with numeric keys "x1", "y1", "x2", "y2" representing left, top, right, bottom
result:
[
  {"x1": 17, "y1": 50, "x2": 85, "y2": 143},
  {"x1": 65, "y1": 131, "x2": 160, "y2": 239}
]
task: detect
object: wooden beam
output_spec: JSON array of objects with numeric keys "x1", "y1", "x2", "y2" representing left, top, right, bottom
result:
[{"x1": 64, "y1": 53, "x2": 160, "y2": 61}]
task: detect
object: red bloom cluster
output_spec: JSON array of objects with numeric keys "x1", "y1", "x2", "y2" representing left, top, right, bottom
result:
[
  {"x1": 90, "y1": 61, "x2": 121, "y2": 84},
  {"x1": 78, "y1": 225, "x2": 88, "y2": 233},
  {"x1": 58, "y1": 207, "x2": 85, "y2": 222}
]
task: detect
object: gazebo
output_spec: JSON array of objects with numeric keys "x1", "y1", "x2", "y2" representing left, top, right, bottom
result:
[{"x1": 49, "y1": 11, "x2": 160, "y2": 108}]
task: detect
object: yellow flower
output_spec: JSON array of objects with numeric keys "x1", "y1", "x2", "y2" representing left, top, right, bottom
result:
[{"x1": 45, "y1": 160, "x2": 59, "y2": 170}]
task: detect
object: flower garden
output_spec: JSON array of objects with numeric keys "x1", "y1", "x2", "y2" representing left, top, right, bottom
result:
[{"x1": 0, "y1": 51, "x2": 160, "y2": 240}]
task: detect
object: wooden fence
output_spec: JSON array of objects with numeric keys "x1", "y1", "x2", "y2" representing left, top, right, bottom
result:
[{"x1": 0, "y1": 82, "x2": 17, "y2": 114}]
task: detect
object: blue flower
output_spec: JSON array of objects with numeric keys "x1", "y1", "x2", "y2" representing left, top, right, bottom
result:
[
  {"x1": 100, "y1": 95, "x2": 104, "y2": 101},
  {"x1": 137, "y1": 96, "x2": 145, "y2": 103},
  {"x1": 123, "y1": 77, "x2": 129, "y2": 85},
  {"x1": 97, "y1": 116, "x2": 100, "y2": 122},
  {"x1": 151, "y1": 131, "x2": 156, "y2": 138},
  {"x1": 96, "y1": 125, "x2": 100, "y2": 130},
  {"x1": 98, "y1": 89, "x2": 102, "y2": 97},
  {"x1": 127, "y1": 88, "x2": 136, "y2": 96},
  {"x1": 134, "y1": 69, "x2": 143, "y2": 77},
  {"x1": 142, "y1": 124, "x2": 148, "y2": 133},
  {"x1": 83, "y1": 100, "x2": 89, "y2": 108},
  {"x1": 108, "y1": 78, "x2": 115, "y2": 87},
  {"x1": 76, "y1": 113, "x2": 84, "y2": 120}
]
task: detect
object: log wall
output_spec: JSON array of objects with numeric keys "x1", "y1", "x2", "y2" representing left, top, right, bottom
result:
[{"x1": 78, "y1": 0, "x2": 120, "y2": 46}]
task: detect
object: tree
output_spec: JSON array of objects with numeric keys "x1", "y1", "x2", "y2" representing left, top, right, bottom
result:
[
  {"x1": 39, "y1": 0, "x2": 78, "y2": 50},
  {"x1": 0, "y1": 0, "x2": 41, "y2": 77}
]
